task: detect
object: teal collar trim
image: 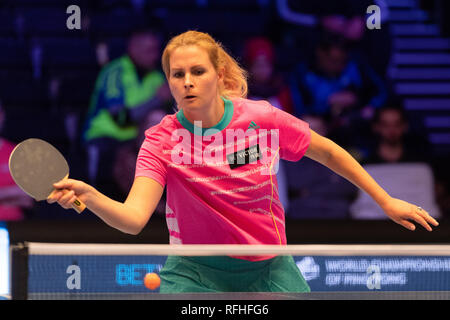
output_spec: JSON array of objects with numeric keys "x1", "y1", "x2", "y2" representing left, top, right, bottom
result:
[{"x1": 176, "y1": 97, "x2": 234, "y2": 136}]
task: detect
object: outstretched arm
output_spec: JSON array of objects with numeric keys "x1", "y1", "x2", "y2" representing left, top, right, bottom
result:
[
  {"x1": 304, "y1": 129, "x2": 439, "y2": 231},
  {"x1": 47, "y1": 177, "x2": 164, "y2": 235}
]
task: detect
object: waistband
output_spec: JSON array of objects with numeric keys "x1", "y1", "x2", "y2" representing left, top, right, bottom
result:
[{"x1": 171, "y1": 255, "x2": 288, "y2": 272}]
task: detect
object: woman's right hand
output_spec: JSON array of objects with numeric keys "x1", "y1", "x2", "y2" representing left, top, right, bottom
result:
[{"x1": 47, "y1": 179, "x2": 95, "y2": 210}]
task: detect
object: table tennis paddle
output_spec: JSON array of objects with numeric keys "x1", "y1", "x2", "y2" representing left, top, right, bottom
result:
[{"x1": 8, "y1": 138, "x2": 86, "y2": 213}]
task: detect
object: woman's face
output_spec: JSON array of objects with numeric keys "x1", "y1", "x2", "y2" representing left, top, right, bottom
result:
[{"x1": 168, "y1": 45, "x2": 223, "y2": 111}]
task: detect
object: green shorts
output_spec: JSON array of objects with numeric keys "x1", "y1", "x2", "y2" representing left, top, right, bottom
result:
[{"x1": 159, "y1": 255, "x2": 310, "y2": 293}]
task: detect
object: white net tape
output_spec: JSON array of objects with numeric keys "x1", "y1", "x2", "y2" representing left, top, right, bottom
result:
[{"x1": 27, "y1": 242, "x2": 450, "y2": 256}]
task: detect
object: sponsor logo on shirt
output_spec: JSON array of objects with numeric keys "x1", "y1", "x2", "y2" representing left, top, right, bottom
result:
[
  {"x1": 170, "y1": 122, "x2": 280, "y2": 174},
  {"x1": 226, "y1": 144, "x2": 262, "y2": 170}
]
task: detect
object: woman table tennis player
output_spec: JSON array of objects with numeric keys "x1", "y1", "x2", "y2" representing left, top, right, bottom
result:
[{"x1": 48, "y1": 30, "x2": 439, "y2": 293}]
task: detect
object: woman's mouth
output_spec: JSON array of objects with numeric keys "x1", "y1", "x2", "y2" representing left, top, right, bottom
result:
[{"x1": 185, "y1": 95, "x2": 197, "y2": 100}]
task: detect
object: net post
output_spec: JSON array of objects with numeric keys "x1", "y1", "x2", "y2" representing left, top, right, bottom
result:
[{"x1": 10, "y1": 242, "x2": 28, "y2": 300}]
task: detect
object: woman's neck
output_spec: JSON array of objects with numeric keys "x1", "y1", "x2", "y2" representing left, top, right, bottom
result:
[{"x1": 182, "y1": 96, "x2": 225, "y2": 128}]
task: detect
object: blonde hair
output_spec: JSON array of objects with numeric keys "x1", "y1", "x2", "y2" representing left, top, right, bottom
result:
[{"x1": 161, "y1": 30, "x2": 248, "y2": 99}]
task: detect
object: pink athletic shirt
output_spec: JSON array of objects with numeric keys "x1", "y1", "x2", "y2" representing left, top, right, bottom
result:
[{"x1": 135, "y1": 97, "x2": 310, "y2": 260}]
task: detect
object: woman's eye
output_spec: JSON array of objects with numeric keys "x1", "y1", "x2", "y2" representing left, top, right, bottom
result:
[
  {"x1": 173, "y1": 72, "x2": 184, "y2": 78},
  {"x1": 194, "y1": 69, "x2": 205, "y2": 75}
]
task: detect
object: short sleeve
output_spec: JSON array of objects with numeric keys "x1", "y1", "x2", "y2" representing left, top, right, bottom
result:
[
  {"x1": 270, "y1": 104, "x2": 311, "y2": 162},
  {"x1": 135, "y1": 127, "x2": 167, "y2": 188}
]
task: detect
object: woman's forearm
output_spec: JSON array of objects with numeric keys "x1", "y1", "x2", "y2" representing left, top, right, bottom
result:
[
  {"x1": 305, "y1": 130, "x2": 438, "y2": 231},
  {"x1": 305, "y1": 131, "x2": 392, "y2": 208},
  {"x1": 83, "y1": 188, "x2": 146, "y2": 235},
  {"x1": 49, "y1": 177, "x2": 162, "y2": 235},
  {"x1": 321, "y1": 139, "x2": 392, "y2": 209}
]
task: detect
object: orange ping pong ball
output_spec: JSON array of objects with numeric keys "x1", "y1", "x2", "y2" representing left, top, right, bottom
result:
[{"x1": 144, "y1": 272, "x2": 161, "y2": 290}]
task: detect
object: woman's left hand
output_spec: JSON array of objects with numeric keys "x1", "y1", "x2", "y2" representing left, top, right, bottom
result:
[{"x1": 382, "y1": 197, "x2": 439, "y2": 231}]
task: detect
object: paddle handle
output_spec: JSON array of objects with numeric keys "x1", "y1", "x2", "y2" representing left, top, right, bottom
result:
[
  {"x1": 49, "y1": 189, "x2": 86, "y2": 213},
  {"x1": 70, "y1": 194, "x2": 86, "y2": 213},
  {"x1": 48, "y1": 175, "x2": 86, "y2": 213},
  {"x1": 48, "y1": 189, "x2": 86, "y2": 213}
]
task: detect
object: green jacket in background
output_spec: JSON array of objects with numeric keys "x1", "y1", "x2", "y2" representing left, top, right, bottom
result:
[{"x1": 84, "y1": 55, "x2": 165, "y2": 142}]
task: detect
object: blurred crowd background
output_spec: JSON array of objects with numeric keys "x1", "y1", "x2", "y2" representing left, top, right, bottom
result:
[{"x1": 0, "y1": 0, "x2": 449, "y2": 224}]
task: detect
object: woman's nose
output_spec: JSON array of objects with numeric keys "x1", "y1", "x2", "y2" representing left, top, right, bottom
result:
[{"x1": 184, "y1": 73, "x2": 193, "y2": 88}]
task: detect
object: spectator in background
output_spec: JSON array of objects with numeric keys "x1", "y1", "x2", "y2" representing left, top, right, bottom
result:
[
  {"x1": 276, "y1": 0, "x2": 392, "y2": 74},
  {"x1": 351, "y1": 103, "x2": 441, "y2": 220},
  {"x1": 82, "y1": 27, "x2": 172, "y2": 200},
  {"x1": 285, "y1": 114, "x2": 357, "y2": 219},
  {"x1": 243, "y1": 36, "x2": 291, "y2": 210},
  {"x1": 286, "y1": 32, "x2": 388, "y2": 150},
  {"x1": 0, "y1": 102, "x2": 33, "y2": 221},
  {"x1": 363, "y1": 104, "x2": 430, "y2": 164},
  {"x1": 243, "y1": 37, "x2": 291, "y2": 111}
]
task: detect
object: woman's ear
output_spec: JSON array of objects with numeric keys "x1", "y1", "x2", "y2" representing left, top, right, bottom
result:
[{"x1": 217, "y1": 67, "x2": 225, "y2": 82}]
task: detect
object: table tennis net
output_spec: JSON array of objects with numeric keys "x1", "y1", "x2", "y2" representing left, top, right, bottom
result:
[{"x1": 10, "y1": 243, "x2": 450, "y2": 300}]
